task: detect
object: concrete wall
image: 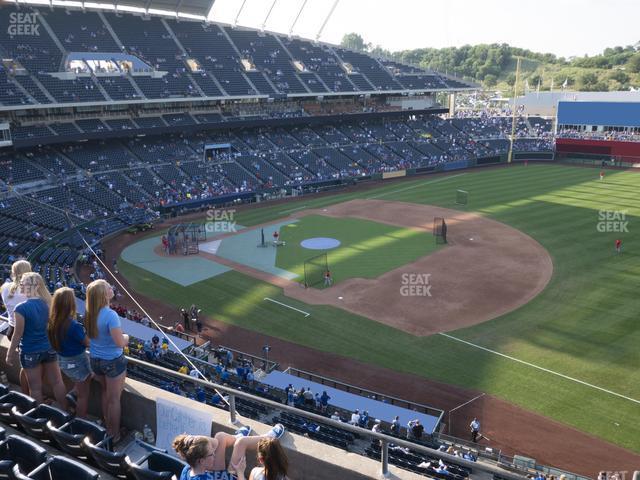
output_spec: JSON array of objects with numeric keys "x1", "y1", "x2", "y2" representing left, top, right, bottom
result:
[{"x1": 0, "y1": 336, "x2": 423, "y2": 480}]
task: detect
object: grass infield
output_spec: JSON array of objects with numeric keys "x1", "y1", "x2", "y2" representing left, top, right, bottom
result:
[
  {"x1": 274, "y1": 215, "x2": 438, "y2": 286},
  {"x1": 119, "y1": 164, "x2": 640, "y2": 453}
]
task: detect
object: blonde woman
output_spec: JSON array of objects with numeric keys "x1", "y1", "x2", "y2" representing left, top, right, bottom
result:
[
  {"x1": 1, "y1": 260, "x2": 32, "y2": 393},
  {"x1": 0, "y1": 260, "x2": 31, "y2": 339},
  {"x1": 48, "y1": 287, "x2": 92, "y2": 418},
  {"x1": 5, "y1": 273, "x2": 67, "y2": 409},
  {"x1": 85, "y1": 279, "x2": 129, "y2": 441}
]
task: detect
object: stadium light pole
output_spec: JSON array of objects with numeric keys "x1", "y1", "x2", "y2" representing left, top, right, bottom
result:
[
  {"x1": 289, "y1": 0, "x2": 308, "y2": 37},
  {"x1": 261, "y1": 0, "x2": 278, "y2": 32},
  {"x1": 507, "y1": 56, "x2": 521, "y2": 164},
  {"x1": 315, "y1": 0, "x2": 340, "y2": 42},
  {"x1": 233, "y1": 0, "x2": 248, "y2": 26}
]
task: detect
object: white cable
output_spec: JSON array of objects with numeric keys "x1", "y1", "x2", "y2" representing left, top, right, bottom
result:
[{"x1": 68, "y1": 213, "x2": 231, "y2": 406}]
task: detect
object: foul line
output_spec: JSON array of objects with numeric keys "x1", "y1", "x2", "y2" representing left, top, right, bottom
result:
[
  {"x1": 264, "y1": 297, "x2": 310, "y2": 317},
  {"x1": 279, "y1": 205, "x2": 308, "y2": 214},
  {"x1": 438, "y1": 333, "x2": 640, "y2": 406},
  {"x1": 367, "y1": 173, "x2": 467, "y2": 200}
]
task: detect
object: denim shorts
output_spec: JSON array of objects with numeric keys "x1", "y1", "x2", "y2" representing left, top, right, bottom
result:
[
  {"x1": 20, "y1": 350, "x2": 57, "y2": 369},
  {"x1": 59, "y1": 352, "x2": 92, "y2": 382},
  {"x1": 90, "y1": 354, "x2": 127, "y2": 378}
]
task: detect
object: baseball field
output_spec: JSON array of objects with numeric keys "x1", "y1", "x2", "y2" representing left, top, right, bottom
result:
[{"x1": 117, "y1": 163, "x2": 640, "y2": 461}]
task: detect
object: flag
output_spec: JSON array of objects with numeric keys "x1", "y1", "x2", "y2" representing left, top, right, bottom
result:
[
  {"x1": 536, "y1": 78, "x2": 541, "y2": 98},
  {"x1": 550, "y1": 77, "x2": 554, "y2": 93},
  {"x1": 562, "y1": 78, "x2": 568, "y2": 89}
]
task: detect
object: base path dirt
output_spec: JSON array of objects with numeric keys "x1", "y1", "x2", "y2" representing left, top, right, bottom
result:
[
  {"x1": 202, "y1": 199, "x2": 553, "y2": 336},
  {"x1": 96, "y1": 182, "x2": 640, "y2": 476}
]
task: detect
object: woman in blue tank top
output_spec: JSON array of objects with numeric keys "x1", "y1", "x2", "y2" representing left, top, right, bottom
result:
[
  {"x1": 48, "y1": 287, "x2": 92, "y2": 418},
  {"x1": 84, "y1": 279, "x2": 129, "y2": 442},
  {"x1": 5, "y1": 272, "x2": 68, "y2": 409}
]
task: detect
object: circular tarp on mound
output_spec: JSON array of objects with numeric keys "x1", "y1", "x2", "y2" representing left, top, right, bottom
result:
[{"x1": 300, "y1": 237, "x2": 341, "y2": 250}]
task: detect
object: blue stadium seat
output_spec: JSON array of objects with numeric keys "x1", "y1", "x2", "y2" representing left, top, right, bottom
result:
[
  {"x1": 126, "y1": 451, "x2": 187, "y2": 480},
  {"x1": 0, "y1": 392, "x2": 37, "y2": 428},
  {"x1": 46, "y1": 418, "x2": 107, "y2": 460},
  {"x1": 0, "y1": 435, "x2": 48, "y2": 479},
  {"x1": 83, "y1": 437, "x2": 129, "y2": 478},
  {"x1": 26, "y1": 456, "x2": 99, "y2": 480},
  {"x1": 12, "y1": 405, "x2": 71, "y2": 443}
]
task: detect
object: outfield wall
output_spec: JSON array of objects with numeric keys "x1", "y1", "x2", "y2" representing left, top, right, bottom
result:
[{"x1": 556, "y1": 138, "x2": 640, "y2": 158}]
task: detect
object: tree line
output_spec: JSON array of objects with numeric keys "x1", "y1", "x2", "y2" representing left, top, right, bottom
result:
[{"x1": 340, "y1": 33, "x2": 640, "y2": 91}]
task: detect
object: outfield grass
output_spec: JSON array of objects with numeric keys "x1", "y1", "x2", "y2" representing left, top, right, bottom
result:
[
  {"x1": 274, "y1": 215, "x2": 438, "y2": 286},
  {"x1": 119, "y1": 164, "x2": 640, "y2": 453}
]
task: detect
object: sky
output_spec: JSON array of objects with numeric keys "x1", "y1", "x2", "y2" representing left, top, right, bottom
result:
[{"x1": 209, "y1": 0, "x2": 639, "y2": 59}]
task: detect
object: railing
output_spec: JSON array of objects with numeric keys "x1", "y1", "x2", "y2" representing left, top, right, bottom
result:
[
  {"x1": 493, "y1": 450, "x2": 591, "y2": 480},
  {"x1": 157, "y1": 323, "x2": 197, "y2": 345},
  {"x1": 0, "y1": 313, "x2": 9, "y2": 335},
  {"x1": 285, "y1": 367, "x2": 444, "y2": 422},
  {"x1": 219, "y1": 345, "x2": 279, "y2": 373},
  {"x1": 125, "y1": 356, "x2": 526, "y2": 479}
]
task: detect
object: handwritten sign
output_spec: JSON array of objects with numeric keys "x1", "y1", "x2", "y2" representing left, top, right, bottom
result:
[{"x1": 156, "y1": 397, "x2": 213, "y2": 454}]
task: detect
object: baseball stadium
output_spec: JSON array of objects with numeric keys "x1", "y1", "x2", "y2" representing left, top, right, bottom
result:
[{"x1": 0, "y1": 1, "x2": 638, "y2": 479}]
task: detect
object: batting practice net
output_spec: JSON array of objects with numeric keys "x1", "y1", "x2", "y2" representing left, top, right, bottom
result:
[
  {"x1": 303, "y1": 253, "x2": 329, "y2": 288},
  {"x1": 433, "y1": 217, "x2": 448, "y2": 244}
]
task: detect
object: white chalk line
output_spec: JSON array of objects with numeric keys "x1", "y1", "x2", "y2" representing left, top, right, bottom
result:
[
  {"x1": 438, "y1": 332, "x2": 640, "y2": 406},
  {"x1": 264, "y1": 297, "x2": 310, "y2": 317},
  {"x1": 367, "y1": 173, "x2": 467, "y2": 200},
  {"x1": 279, "y1": 205, "x2": 308, "y2": 214}
]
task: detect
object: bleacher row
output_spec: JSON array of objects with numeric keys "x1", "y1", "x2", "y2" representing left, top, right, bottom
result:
[
  {"x1": 0, "y1": 384, "x2": 190, "y2": 480},
  {"x1": 0, "y1": 5, "x2": 473, "y2": 108},
  {"x1": 0, "y1": 114, "x2": 552, "y2": 283},
  {"x1": 124, "y1": 337, "x2": 475, "y2": 478},
  {"x1": 0, "y1": 328, "x2": 476, "y2": 480},
  {"x1": 0, "y1": 114, "x2": 552, "y2": 188}
]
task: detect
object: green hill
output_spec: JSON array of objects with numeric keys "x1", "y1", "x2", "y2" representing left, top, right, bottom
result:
[{"x1": 341, "y1": 33, "x2": 640, "y2": 93}]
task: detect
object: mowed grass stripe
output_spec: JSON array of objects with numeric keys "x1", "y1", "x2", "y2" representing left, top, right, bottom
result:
[
  {"x1": 274, "y1": 215, "x2": 437, "y2": 285},
  {"x1": 120, "y1": 165, "x2": 640, "y2": 453}
]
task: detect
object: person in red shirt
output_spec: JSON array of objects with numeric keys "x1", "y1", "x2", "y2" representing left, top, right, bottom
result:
[
  {"x1": 599, "y1": 170, "x2": 605, "y2": 181},
  {"x1": 272, "y1": 230, "x2": 279, "y2": 244},
  {"x1": 615, "y1": 239, "x2": 622, "y2": 254}
]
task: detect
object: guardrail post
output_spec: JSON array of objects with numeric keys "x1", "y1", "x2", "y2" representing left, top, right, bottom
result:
[
  {"x1": 380, "y1": 439, "x2": 389, "y2": 477},
  {"x1": 229, "y1": 394, "x2": 237, "y2": 425}
]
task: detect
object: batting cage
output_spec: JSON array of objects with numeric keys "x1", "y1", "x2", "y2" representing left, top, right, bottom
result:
[
  {"x1": 433, "y1": 217, "x2": 448, "y2": 244},
  {"x1": 169, "y1": 223, "x2": 206, "y2": 255},
  {"x1": 303, "y1": 252, "x2": 329, "y2": 288},
  {"x1": 455, "y1": 189, "x2": 468, "y2": 206}
]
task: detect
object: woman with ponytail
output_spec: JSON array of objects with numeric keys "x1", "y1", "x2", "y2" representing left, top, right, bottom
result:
[
  {"x1": 5, "y1": 272, "x2": 67, "y2": 409},
  {"x1": 85, "y1": 279, "x2": 129, "y2": 441},
  {"x1": 48, "y1": 287, "x2": 92, "y2": 418}
]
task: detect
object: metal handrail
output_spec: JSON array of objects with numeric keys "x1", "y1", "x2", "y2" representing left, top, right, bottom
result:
[
  {"x1": 125, "y1": 356, "x2": 526, "y2": 479},
  {"x1": 285, "y1": 366, "x2": 444, "y2": 420}
]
